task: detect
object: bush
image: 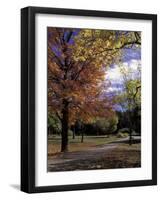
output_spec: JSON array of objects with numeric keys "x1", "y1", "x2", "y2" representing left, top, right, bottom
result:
[
  {"x1": 91, "y1": 116, "x2": 118, "y2": 135},
  {"x1": 117, "y1": 132, "x2": 129, "y2": 138},
  {"x1": 118, "y1": 128, "x2": 130, "y2": 133},
  {"x1": 68, "y1": 129, "x2": 73, "y2": 136},
  {"x1": 48, "y1": 114, "x2": 62, "y2": 135}
]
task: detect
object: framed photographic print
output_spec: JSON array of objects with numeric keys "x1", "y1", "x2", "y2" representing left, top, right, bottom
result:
[{"x1": 21, "y1": 6, "x2": 157, "y2": 193}]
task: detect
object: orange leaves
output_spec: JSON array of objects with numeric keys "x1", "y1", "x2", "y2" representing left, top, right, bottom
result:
[
  {"x1": 48, "y1": 62, "x2": 62, "y2": 77},
  {"x1": 48, "y1": 28, "x2": 128, "y2": 123}
]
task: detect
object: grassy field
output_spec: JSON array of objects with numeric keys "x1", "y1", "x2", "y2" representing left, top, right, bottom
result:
[
  {"x1": 48, "y1": 135, "x2": 123, "y2": 156},
  {"x1": 111, "y1": 143, "x2": 141, "y2": 168},
  {"x1": 48, "y1": 142, "x2": 141, "y2": 171}
]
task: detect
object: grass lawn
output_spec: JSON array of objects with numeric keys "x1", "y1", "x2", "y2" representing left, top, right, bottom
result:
[
  {"x1": 110, "y1": 143, "x2": 141, "y2": 168},
  {"x1": 48, "y1": 135, "x2": 141, "y2": 171},
  {"x1": 48, "y1": 143, "x2": 141, "y2": 171},
  {"x1": 48, "y1": 134, "x2": 128, "y2": 156}
]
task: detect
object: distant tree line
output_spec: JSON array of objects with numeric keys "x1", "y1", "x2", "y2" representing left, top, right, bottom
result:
[
  {"x1": 48, "y1": 107, "x2": 141, "y2": 138},
  {"x1": 116, "y1": 106, "x2": 141, "y2": 135}
]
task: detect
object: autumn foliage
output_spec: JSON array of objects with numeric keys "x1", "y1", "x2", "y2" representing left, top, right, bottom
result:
[{"x1": 48, "y1": 27, "x2": 141, "y2": 151}]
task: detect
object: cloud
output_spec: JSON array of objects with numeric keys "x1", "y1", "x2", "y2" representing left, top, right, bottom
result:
[
  {"x1": 105, "y1": 59, "x2": 141, "y2": 94},
  {"x1": 105, "y1": 65, "x2": 122, "y2": 82}
]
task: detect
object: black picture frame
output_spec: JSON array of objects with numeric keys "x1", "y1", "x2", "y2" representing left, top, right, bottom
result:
[{"x1": 21, "y1": 6, "x2": 157, "y2": 193}]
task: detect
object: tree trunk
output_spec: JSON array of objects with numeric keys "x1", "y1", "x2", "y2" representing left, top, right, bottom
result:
[
  {"x1": 61, "y1": 100, "x2": 69, "y2": 152},
  {"x1": 129, "y1": 129, "x2": 132, "y2": 145},
  {"x1": 81, "y1": 132, "x2": 84, "y2": 143},
  {"x1": 72, "y1": 126, "x2": 75, "y2": 139},
  {"x1": 128, "y1": 111, "x2": 133, "y2": 145}
]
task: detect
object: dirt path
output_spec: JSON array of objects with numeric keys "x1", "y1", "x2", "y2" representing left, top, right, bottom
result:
[
  {"x1": 48, "y1": 137, "x2": 141, "y2": 171},
  {"x1": 48, "y1": 143, "x2": 118, "y2": 171}
]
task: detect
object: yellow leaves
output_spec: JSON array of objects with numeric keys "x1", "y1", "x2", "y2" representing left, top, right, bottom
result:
[
  {"x1": 115, "y1": 40, "x2": 122, "y2": 49},
  {"x1": 83, "y1": 30, "x2": 92, "y2": 37},
  {"x1": 78, "y1": 56, "x2": 86, "y2": 62},
  {"x1": 48, "y1": 28, "x2": 140, "y2": 124}
]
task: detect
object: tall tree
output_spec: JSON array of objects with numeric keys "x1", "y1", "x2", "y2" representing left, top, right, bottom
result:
[
  {"x1": 48, "y1": 28, "x2": 141, "y2": 152},
  {"x1": 115, "y1": 62, "x2": 141, "y2": 144}
]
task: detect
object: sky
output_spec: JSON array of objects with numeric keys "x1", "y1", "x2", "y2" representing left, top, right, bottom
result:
[{"x1": 105, "y1": 48, "x2": 141, "y2": 111}]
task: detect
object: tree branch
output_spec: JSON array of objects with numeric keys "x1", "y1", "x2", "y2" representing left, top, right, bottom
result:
[{"x1": 133, "y1": 85, "x2": 141, "y2": 99}]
